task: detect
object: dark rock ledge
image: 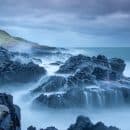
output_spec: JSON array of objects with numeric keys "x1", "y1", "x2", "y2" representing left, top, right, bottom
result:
[{"x1": 0, "y1": 47, "x2": 46, "y2": 84}]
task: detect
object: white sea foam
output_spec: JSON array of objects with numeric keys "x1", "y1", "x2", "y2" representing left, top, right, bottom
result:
[{"x1": 124, "y1": 62, "x2": 130, "y2": 77}]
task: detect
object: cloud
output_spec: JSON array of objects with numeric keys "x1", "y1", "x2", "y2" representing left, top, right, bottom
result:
[{"x1": 0, "y1": 0, "x2": 130, "y2": 47}]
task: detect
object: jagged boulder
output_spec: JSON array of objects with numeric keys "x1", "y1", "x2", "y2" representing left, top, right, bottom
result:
[
  {"x1": 92, "y1": 55, "x2": 110, "y2": 68},
  {"x1": 109, "y1": 58, "x2": 126, "y2": 80},
  {"x1": 67, "y1": 116, "x2": 119, "y2": 130},
  {"x1": 57, "y1": 54, "x2": 91, "y2": 74},
  {"x1": 34, "y1": 88, "x2": 86, "y2": 108},
  {"x1": 0, "y1": 47, "x2": 46, "y2": 84},
  {"x1": 0, "y1": 61, "x2": 46, "y2": 84},
  {"x1": 0, "y1": 93, "x2": 21, "y2": 130},
  {"x1": 110, "y1": 58, "x2": 126, "y2": 73},
  {"x1": 57, "y1": 54, "x2": 126, "y2": 81},
  {"x1": 27, "y1": 126, "x2": 36, "y2": 130}
]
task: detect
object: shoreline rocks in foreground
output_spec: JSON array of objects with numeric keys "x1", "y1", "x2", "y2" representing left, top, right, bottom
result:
[
  {"x1": 27, "y1": 116, "x2": 119, "y2": 130},
  {"x1": 0, "y1": 93, "x2": 120, "y2": 130}
]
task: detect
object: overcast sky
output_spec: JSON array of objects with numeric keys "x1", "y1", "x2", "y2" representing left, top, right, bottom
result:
[{"x1": 0, "y1": 0, "x2": 130, "y2": 47}]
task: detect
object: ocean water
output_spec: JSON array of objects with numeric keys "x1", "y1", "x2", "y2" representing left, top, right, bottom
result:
[
  {"x1": 1, "y1": 47, "x2": 130, "y2": 130},
  {"x1": 72, "y1": 47, "x2": 130, "y2": 61}
]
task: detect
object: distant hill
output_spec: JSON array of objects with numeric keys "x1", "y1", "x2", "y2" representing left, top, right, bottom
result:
[
  {"x1": 0, "y1": 30, "x2": 16, "y2": 45},
  {"x1": 0, "y1": 29, "x2": 56, "y2": 52}
]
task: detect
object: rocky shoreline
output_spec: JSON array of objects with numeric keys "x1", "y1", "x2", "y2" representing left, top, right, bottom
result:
[
  {"x1": 0, "y1": 93, "x2": 119, "y2": 130},
  {"x1": 32, "y1": 54, "x2": 130, "y2": 109},
  {"x1": 0, "y1": 46, "x2": 130, "y2": 130}
]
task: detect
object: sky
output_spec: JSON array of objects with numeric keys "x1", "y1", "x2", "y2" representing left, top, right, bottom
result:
[{"x1": 0, "y1": 0, "x2": 130, "y2": 47}]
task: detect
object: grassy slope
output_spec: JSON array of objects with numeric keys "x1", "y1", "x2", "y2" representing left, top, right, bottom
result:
[{"x1": 0, "y1": 29, "x2": 56, "y2": 50}]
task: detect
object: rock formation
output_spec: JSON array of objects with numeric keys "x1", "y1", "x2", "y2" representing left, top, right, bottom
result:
[
  {"x1": 0, "y1": 47, "x2": 46, "y2": 84},
  {"x1": 0, "y1": 93, "x2": 21, "y2": 130}
]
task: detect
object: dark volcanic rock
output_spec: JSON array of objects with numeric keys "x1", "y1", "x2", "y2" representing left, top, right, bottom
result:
[
  {"x1": 68, "y1": 116, "x2": 93, "y2": 130},
  {"x1": 39, "y1": 76, "x2": 66, "y2": 92},
  {"x1": 109, "y1": 58, "x2": 126, "y2": 80},
  {"x1": 34, "y1": 93, "x2": 65, "y2": 108},
  {"x1": 0, "y1": 93, "x2": 21, "y2": 130},
  {"x1": 67, "y1": 66, "x2": 96, "y2": 87},
  {"x1": 0, "y1": 47, "x2": 46, "y2": 84},
  {"x1": 32, "y1": 76, "x2": 66, "y2": 93},
  {"x1": 0, "y1": 61, "x2": 46, "y2": 84},
  {"x1": 92, "y1": 55, "x2": 110, "y2": 68},
  {"x1": 92, "y1": 67, "x2": 109, "y2": 80},
  {"x1": 67, "y1": 116, "x2": 119, "y2": 130},
  {"x1": 34, "y1": 88, "x2": 86, "y2": 108},
  {"x1": 57, "y1": 54, "x2": 91, "y2": 74},
  {"x1": 57, "y1": 54, "x2": 126, "y2": 81},
  {"x1": 32, "y1": 66, "x2": 95, "y2": 95},
  {"x1": 110, "y1": 58, "x2": 126, "y2": 73},
  {"x1": 31, "y1": 54, "x2": 129, "y2": 109},
  {"x1": 27, "y1": 126, "x2": 36, "y2": 130}
]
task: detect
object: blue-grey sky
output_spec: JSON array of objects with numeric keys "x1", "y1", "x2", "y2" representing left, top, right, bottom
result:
[{"x1": 0, "y1": 0, "x2": 130, "y2": 47}]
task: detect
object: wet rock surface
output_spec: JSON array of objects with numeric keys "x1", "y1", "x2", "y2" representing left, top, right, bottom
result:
[
  {"x1": 57, "y1": 54, "x2": 126, "y2": 81},
  {"x1": 67, "y1": 66, "x2": 96, "y2": 87},
  {"x1": 0, "y1": 47, "x2": 46, "y2": 84},
  {"x1": 34, "y1": 88, "x2": 86, "y2": 108},
  {"x1": 0, "y1": 93, "x2": 21, "y2": 130},
  {"x1": 32, "y1": 76, "x2": 66, "y2": 93},
  {"x1": 57, "y1": 54, "x2": 92, "y2": 74},
  {"x1": 32, "y1": 54, "x2": 130, "y2": 109}
]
